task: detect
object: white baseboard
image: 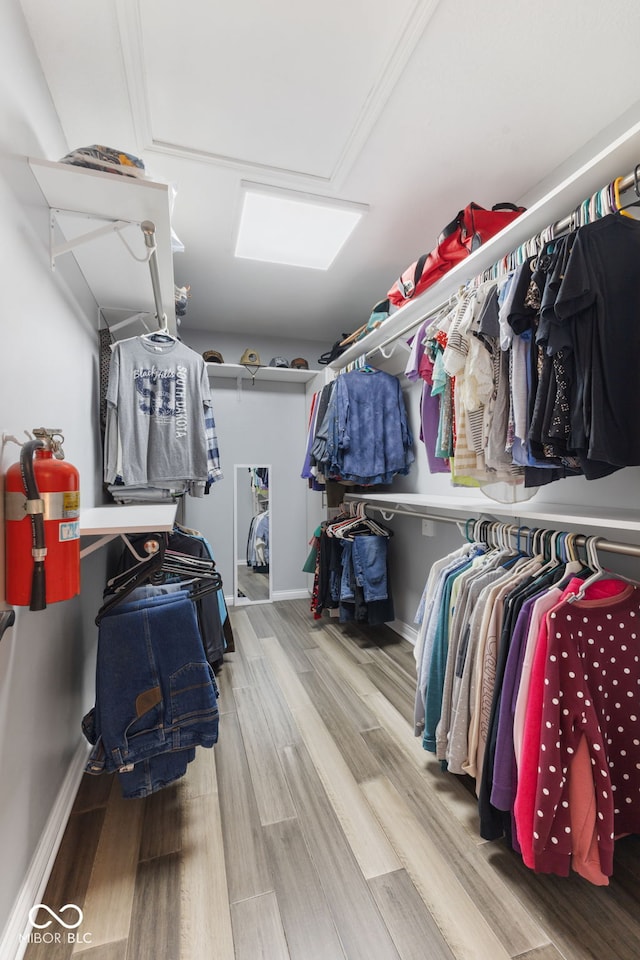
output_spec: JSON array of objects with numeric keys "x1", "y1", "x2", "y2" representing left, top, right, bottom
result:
[
  {"x1": 0, "y1": 739, "x2": 90, "y2": 960},
  {"x1": 272, "y1": 589, "x2": 310, "y2": 601},
  {"x1": 388, "y1": 618, "x2": 418, "y2": 646}
]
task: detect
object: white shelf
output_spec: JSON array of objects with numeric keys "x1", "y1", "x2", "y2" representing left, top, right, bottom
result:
[
  {"x1": 79, "y1": 503, "x2": 177, "y2": 558},
  {"x1": 207, "y1": 362, "x2": 319, "y2": 383},
  {"x1": 28, "y1": 157, "x2": 176, "y2": 330},
  {"x1": 334, "y1": 119, "x2": 640, "y2": 370},
  {"x1": 344, "y1": 492, "x2": 640, "y2": 538},
  {"x1": 80, "y1": 503, "x2": 178, "y2": 536}
]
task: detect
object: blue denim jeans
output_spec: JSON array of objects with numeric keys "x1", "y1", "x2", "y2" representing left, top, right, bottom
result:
[
  {"x1": 340, "y1": 540, "x2": 355, "y2": 601},
  {"x1": 84, "y1": 586, "x2": 219, "y2": 780},
  {"x1": 118, "y1": 747, "x2": 196, "y2": 799},
  {"x1": 350, "y1": 535, "x2": 388, "y2": 601}
]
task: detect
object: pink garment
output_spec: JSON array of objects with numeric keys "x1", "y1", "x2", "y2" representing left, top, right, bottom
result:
[
  {"x1": 532, "y1": 582, "x2": 640, "y2": 879},
  {"x1": 566, "y1": 733, "x2": 608, "y2": 885},
  {"x1": 513, "y1": 588, "x2": 563, "y2": 767},
  {"x1": 514, "y1": 577, "x2": 628, "y2": 872}
]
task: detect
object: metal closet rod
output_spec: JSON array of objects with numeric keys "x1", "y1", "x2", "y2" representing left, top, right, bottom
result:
[
  {"x1": 357, "y1": 502, "x2": 640, "y2": 559},
  {"x1": 141, "y1": 220, "x2": 166, "y2": 330},
  {"x1": 366, "y1": 165, "x2": 640, "y2": 362}
]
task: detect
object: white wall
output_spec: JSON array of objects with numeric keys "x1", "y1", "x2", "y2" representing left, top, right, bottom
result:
[
  {"x1": 181, "y1": 330, "x2": 329, "y2": 604},
  {"x1": 183, "y1": 377, "x2": 309, "y2": 601},
  {"x1": 0, "y1": 0, "x2": 106, "y2": 946}
]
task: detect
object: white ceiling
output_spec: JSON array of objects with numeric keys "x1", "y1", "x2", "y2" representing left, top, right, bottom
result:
[{"x1": 19, "y1": 0, "x2": 640, "y2": 345}]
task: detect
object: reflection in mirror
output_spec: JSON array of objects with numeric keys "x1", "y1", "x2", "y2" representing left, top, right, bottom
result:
[{"x1": 234, "y1": 464, "x2": 272, "y2": 605}]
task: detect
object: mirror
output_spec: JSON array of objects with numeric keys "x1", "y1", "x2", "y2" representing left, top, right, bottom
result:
[{"x1": 233, "y1": 464, "x2": 272, "y2": 605}]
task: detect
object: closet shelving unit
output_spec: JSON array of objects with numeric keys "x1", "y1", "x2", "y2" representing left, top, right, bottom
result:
[
  {"x1": 28, "y1": 156, "x2": 177, "y2": 333},
  {"x1": 343, "y1": 493, "x2": 640, "y2": 558},
  {"x1": 28, "y1": 157, "x2": 181, "y2": 557},
  {"x1": 79, "y1": 504, "x2": 178, "y2": 559},
  {"x1": 332, "y1": 120, "x2": 640, "y2": 375},
  {"x1": 207, "y1": 362, "x2": 318, "y2": 384},
  {"x1": 333, "y1": 119, "x2": 640, "y2": 555}
]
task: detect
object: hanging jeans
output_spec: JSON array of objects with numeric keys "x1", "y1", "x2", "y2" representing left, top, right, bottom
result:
[
  {"x1": 350, "y1": 535, "x2": 389, "y2": 601},
  {"x1": 83, "y1": 586, "x2": 219, "y2": 795},
  {"x1": 118, "y1": 747, "x2": 197, "y2": 799},
  {"x1": 340, "y1": 540, "x2": 356, "y2": 601}
]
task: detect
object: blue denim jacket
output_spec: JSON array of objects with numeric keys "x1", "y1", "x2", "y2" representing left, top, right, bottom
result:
[
  {"x1": 324, "y1": 369, "x2": 414, "y2": 483},
  {"x1": 83, "y1": 587, "x2": 219, "y2": 780}
]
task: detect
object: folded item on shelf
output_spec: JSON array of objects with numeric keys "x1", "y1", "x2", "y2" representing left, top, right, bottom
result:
[{"x1": 59, "y1": 145, "x2": 146, "y2": 178}]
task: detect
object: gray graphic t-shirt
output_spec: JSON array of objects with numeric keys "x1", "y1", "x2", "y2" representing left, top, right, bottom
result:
[{"x1": 105, "y1": 336, "x2": 212, "y2": 485}]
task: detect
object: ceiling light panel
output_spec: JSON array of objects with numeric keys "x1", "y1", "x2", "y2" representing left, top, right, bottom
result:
[{"x1": 235, "y1": 182, "x2": 367, "y2": 270}]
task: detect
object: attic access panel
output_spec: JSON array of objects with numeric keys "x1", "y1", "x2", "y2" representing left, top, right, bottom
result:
[{"x1": 138, "y1": 0, "x2": 437, "y2": 180}]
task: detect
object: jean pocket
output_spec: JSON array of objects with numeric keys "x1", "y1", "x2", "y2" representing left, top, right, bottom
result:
[
  {"x1": 169, "y1": 661, "x2": 219, "y2": 726},
  {"x1": 124, "y1": 690, "x2": 164, "y2": 742}
]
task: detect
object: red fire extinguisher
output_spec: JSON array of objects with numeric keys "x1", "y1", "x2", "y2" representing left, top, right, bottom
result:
[{"x1": 5, "y1": 428, "x2": 80, "y2": 610}]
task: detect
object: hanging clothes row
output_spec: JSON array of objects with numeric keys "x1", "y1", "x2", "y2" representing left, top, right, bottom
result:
[
  {"x1": 104, "y1": 330, "x2": 223, "y2": 502},
  {"x1": 82, "y1": 523, "x2": 233, "y2": 799},
  {"x1": 413, "y1": 521, "x2": 640, "y2": 884},
  {"x1": 310, "y1": 503, "x2": 394, "y2": 625},
  {"x1": 302, "y1": 365, "x2": 414, "y2": 490},
  {"x1": 247, "y1": 509, "x2": 270, "y2": 573},
  {"x1": 301, "y1": 379, "x2": 334, "y2": 493},
  {"x1": 406, "y1": 197, "x2": 640, "y2": 490},
  {"x1": 249, "y1": 466, "x2": 269, "y2": 494}
]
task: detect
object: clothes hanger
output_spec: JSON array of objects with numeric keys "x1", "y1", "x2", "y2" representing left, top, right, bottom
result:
[
  {"x1": 326, "y1": 501, "x2": 391, "y2": 539},
  {"x1": 97, "y1": 560, "x2": 222, "y2": 622},
  {"x1": 140, "y1": 313, "x2": 178, "y2": 344},
  {"x1": 613, "y1": 169, "x2": 640, "y2": 217},
  {"x1": 566, "y1": 536, "x2": 605, "y2": 601},
  {"x1": 98, "y1": 535, "x2": 222, "y2": 622},
  {"x1": 329, "y1": 511, "x2": 391, "y2": 539},
  {"x1": 567, "y1": 536, "x2": 638, "y2": 602},
  {"x1": 97, "y1": 545, "x2": 167, "y2": 622},
  {"x1": 105, "y1": 535, "x2": 165, "y2": 589}
]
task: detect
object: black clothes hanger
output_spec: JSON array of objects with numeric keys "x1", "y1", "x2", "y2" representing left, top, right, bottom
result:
[
  {"x1": 96, "y1": 536, "x2": 222, "y2": 623},
  {"x1": 96, "y1": 544, "x2": 167, "y2": 623}
]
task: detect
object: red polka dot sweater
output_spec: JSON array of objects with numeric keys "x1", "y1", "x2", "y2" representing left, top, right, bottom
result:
[{"x1": 533, "y1": 584, "x2": 640, "y2": 878}]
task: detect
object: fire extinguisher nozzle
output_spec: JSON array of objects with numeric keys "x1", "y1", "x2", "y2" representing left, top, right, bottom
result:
[{"x1": 29, "y1": 563, "x2": 46, "y2": 611}]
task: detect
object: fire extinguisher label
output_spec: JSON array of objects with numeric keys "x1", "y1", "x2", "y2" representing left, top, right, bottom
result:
[
  {"x1": 63, "y1": 491, "x2": 80, "y2": 517},
  {"x1": 59, "y1": 521, "x2": 80, "y2": 541}
]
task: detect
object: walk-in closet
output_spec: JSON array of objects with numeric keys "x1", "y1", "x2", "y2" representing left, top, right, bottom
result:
[{"x1": 3, "y1": 2, "x2": 640, "y2": 958}]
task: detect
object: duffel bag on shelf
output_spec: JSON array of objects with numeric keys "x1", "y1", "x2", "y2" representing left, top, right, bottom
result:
[{"x1": 387, "y1": 202, "x2": 525, "y2": 308}]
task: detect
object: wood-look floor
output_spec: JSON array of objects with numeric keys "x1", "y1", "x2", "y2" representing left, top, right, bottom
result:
[
  {"x1": 25, "y1": 600, "x2": 640, "y2": 960},
  {"x1": 236, "y1": 564, "x2": 270, "y2": 602}
]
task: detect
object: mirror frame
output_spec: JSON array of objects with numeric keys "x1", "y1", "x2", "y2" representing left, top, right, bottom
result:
[{"x1": 233, "y1": 463, "x2": 273, "y2": 606}]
